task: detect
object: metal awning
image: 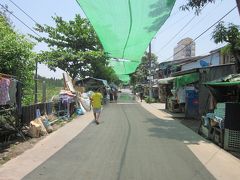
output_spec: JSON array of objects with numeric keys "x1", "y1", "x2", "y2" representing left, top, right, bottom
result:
[
  {"x1": 158, "y1": 77, "x2": 175, "y2": 84},
  {"x1": 204, "y1": 74, "x2": 240, "y2": 86}
]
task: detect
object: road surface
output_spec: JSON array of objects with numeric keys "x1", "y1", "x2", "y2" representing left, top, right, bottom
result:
[{"x1": 23, "y1": 92, "x2": 215, "y2": 180}]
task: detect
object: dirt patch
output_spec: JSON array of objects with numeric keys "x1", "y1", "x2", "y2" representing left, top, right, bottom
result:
[
  {"x1": 0, "y1": 136, "x2": 45, "y2": 165},
  {"x1": 0, "y1": 115, "x2": 74, "y2": 165}
]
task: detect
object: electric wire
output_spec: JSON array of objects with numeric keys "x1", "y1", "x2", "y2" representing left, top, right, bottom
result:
[
  {"x1": 0, "y1": 3, "x2": 41, "y2": 37},
  {"x1": 8, "y1": 0, "x2": 38, "y2": 24},
  {"x1": 156, "y1": 3, "x2": 210, "y2": 54},
  {"x1": 180, "y1": 1, "x2": 222, "y2": 40},
  {"x1": 157, "y1": 13, "x2": 190, "y2": 35},
  {"x1": 163, "y1": 5, "x2": 237, "y2": 62},
  {"x1": 158, "y1": 15, "x2": 196, "y2": 51}
]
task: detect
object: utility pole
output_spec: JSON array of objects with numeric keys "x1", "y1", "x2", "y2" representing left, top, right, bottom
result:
[
  {"x1": 236, "y1": 0, "x2": 240, "y2": 16},
  {"x1": 34, "y1": 60, "x2": 38, "y2": 104},
  {"x1": 148, "y1": 42, "x2": 152, "y2": 99}
]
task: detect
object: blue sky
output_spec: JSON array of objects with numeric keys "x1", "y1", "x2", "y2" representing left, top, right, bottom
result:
[{"x1": 1, "y1": 0, "x2": 240, "y2": 79}]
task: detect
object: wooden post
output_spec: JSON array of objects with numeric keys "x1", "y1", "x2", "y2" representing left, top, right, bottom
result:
[
  {"x1": 42, "y1": 81, "x2": 46, "y2": 103},
  {"x1": 34, "y1": 60, "x2": 38, "y2": 104}
]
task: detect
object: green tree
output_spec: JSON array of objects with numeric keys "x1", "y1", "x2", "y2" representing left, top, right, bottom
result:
[
  {"x1": 32, "y1": 15, "x2": 118, "y2": 82},
  {"x1": 130, "y1": 52, "x2": 158, "y2": 85},
  {"x1": 0, "y1": 14, "x2": 35, "y2": 105},
  {"x1": 212, "y1": 22, "x2": 240, "y2": 72},
  {"x1": 180, "y1": 0, "x2": 240, "y2": 15}
]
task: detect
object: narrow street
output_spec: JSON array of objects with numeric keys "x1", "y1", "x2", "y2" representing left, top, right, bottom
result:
[{"x1": 23, "y1": 92, "x2": 215, "y2": 180}]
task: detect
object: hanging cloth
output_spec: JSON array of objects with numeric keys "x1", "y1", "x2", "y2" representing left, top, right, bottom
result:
[
  {"x1": 7, "y1": 79, "x2": 17, "y2": 105},
  {"x1": 0, "y1": 77, "x2": 11, "y2": 105}
]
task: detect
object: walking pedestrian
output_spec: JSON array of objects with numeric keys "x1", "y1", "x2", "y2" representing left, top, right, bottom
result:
[
  {"x1": 140, "y1": 89, "x2": 144, "y2": 102},
  {"x1": 113, "y1": 89, "x2": 118, "y2": 103},
  {"x1": 90, "y1": 88, "x2": 103, "y2": 125}
]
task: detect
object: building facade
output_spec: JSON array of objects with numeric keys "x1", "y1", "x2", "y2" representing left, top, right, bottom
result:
[{"x1": 173, "y1": 38, "x2": 195, "y2": 60}]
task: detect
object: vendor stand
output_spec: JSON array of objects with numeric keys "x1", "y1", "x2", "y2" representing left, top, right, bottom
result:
[
  {"x1": 200, "y1": 74, "x2": 240, "y2": 152},
  {"x1": 158, "y1": 77, "x2": 175, "y2": 103},
  {"x1": 163, "y1": 72, "x2": 199, "y2": 118}
]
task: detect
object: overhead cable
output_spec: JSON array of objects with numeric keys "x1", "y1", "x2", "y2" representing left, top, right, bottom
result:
[
  {"x1": 0, "y1": 3, "x2": 41, "y2": 37},
  {"x1": 156, "y1": 3, "x2": 210, "y2": 54},
  {"x1": 180, "y1": 2, "x2": 222, "y2": 39},
  {"x1": 8, "y1": 0, "x2": 38, "y2": 24},
  {"x1": 163, "y1": 5, "x2": 237, "y2": 62},
  {"x1": 158, "y1": 15, "x2": 196, "y2": 51}
]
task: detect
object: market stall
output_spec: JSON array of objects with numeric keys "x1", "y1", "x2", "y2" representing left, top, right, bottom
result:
[
  {"x1": 165, "y1": 72, "x2": 199, "y2": 118},
  {"x1": 200, "y1": 74, "x2": 240, "y2": 152},
  {"x1": 158, "y1": 77, "x2": 175, "y2": 103}
]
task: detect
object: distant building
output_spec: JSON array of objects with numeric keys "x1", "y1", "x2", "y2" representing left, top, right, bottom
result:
[{"x1": 173, "y1": 38, "x2": 195, "y2": 60}]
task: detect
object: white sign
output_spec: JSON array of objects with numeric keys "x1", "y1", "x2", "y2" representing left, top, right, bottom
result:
[{"x1": 147, "y1": 76, "x2": 153, "y2": 80}]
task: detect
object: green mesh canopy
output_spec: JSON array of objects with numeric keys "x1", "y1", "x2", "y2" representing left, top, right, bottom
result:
[
  {"x1": 110, "y1": 60, "x2": 140, "y2": 75},
  {"x1": 76, "y1": 0, "x2": 176, "y2": 82},
  {"x1": 117, "y1": 74, "x2": 131, "y2": 82}
]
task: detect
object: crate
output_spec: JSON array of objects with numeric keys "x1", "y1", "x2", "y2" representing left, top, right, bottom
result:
[
  {"x1": 224, "y1": 129, "x2": 240, "y2": 152},
  {"x1": 212, "y1": 127, "x2": 224, "y2": 147}
]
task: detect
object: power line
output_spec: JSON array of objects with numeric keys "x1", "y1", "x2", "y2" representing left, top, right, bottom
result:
[
  {"x1": 0, "y1": 3, "x2": 41, "y2": 37},
  {"x1": 8, "y1": 0, "x2": 38, "y2": 24},
  {"x1": 163, "y1": 5, "x2": 237, "y2": 62},
  {"x1": 156, "y1": 3, "x2": 210, "y2": 54},
  {"x1": 158, "y1": 15, "x2": 196, "y2": 51},
  {"x1": 157, "y1": 13, "x2": 190, "y2": 35},
  {"x1": 180, "y1": 1, "x2": 222, "y2": 39}
]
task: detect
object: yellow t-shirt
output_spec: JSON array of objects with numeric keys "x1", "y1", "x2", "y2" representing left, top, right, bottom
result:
[{"x1": 91, "y1": 92, "x2": 103, "y2": 109}]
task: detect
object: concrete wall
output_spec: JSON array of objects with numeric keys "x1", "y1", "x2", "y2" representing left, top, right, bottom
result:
[{"x1": 198, "y1": 64, "x2": 237, "y2": 116}]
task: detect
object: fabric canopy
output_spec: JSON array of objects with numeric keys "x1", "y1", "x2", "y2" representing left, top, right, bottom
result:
[
  {"x1": 174, "y1": 73, "x2": 199, "y2": 89},
  {"x1": 158, "y1": 77, "x2": 175, "y2": 84},
  {"x1": 75, "y1": 77, "x2": 110, "y2": 88},
  {"x1": 76, "y1": 0, "x2": 176, "y2": 80}
]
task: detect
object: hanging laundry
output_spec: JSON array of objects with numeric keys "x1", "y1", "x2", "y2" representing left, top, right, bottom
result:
[
  {"x1": 7, "y1": 79, "x2": 17, "y2": 105},
  {"x1": 0, "y1": 77, "x2": 11, "y2": 105}
]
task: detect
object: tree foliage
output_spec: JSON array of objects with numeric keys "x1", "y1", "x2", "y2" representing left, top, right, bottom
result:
[
  {"x1": 130, "y1": 52, "x2": 158, "y2": 85},
  {"x1": 212, "y1": 22, "x2": 240, "y2": 72},
  {"x1": 180, "y1": 0, "x2": 216, "y2": 14},
  {"x1": 0, "y1": 14, "x2": 35, "y2": 105},
  {"x1": 32, "y1": 15, "x2": 118, "y2": 83}
]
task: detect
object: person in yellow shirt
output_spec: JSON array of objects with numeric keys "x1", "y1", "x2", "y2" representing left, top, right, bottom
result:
[{"x1": 90, "y1": 88, "x2": 103, "y2": 125}]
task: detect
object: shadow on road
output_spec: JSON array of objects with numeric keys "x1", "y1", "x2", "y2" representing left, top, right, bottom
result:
[{"x1": 144, "y1": 117, "x2": 210, "y2": 146}]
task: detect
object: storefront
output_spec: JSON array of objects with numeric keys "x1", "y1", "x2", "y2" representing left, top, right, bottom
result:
[
  {"x1": 200, "y1": 74, "x2": 240, "y2": 152},
  {"x1": 163, "y1": 72, "x2": 199, "y2": 118}
]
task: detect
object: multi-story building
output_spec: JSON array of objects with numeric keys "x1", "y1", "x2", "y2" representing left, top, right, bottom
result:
[{"x1": 173, "y1": 38, "x2": 195, "y2": 60}]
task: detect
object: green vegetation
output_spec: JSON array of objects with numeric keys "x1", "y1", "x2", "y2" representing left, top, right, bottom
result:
[
  {"x1": 31, "y1": 15, "x2": 119, "y2": 83},
  {"x1": 36, "y1": 76, "x2": 63, "y2": 102},
  {"x1": 144, "y1": 96, "x2": 157, "y2": 104},
  {"x1": 0, "y1": 12, "x2": 35, "y2": 105},
  {"x1": 212, "y1": 22, "x2": 240, "y2": 72},
  {"x1": 130, "y1": 52, "x2": 158, "y2": 86}
]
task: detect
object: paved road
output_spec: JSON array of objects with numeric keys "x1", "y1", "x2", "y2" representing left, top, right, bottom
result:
[{"x1": 23, "y1": 93, "x2": 215, "y2": 180}]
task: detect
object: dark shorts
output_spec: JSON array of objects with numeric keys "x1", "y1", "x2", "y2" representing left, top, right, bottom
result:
[{"x1": 93, "y1": 108, "x2": 101, "y2": 113}]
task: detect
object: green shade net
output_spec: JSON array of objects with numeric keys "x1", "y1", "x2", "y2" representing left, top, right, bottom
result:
[
  {"x1": 109, "y1": 60, "x2": 140, "y2": 75},
  {"x1": 117, "y1": 74, "x2": 131, "y2": 82},
  {"x1": 76, "y1": 0, "x2": 176, "y2": 81},
  {"x1": 174, "y1": 73, "x2": 199, "y2": 89}
]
